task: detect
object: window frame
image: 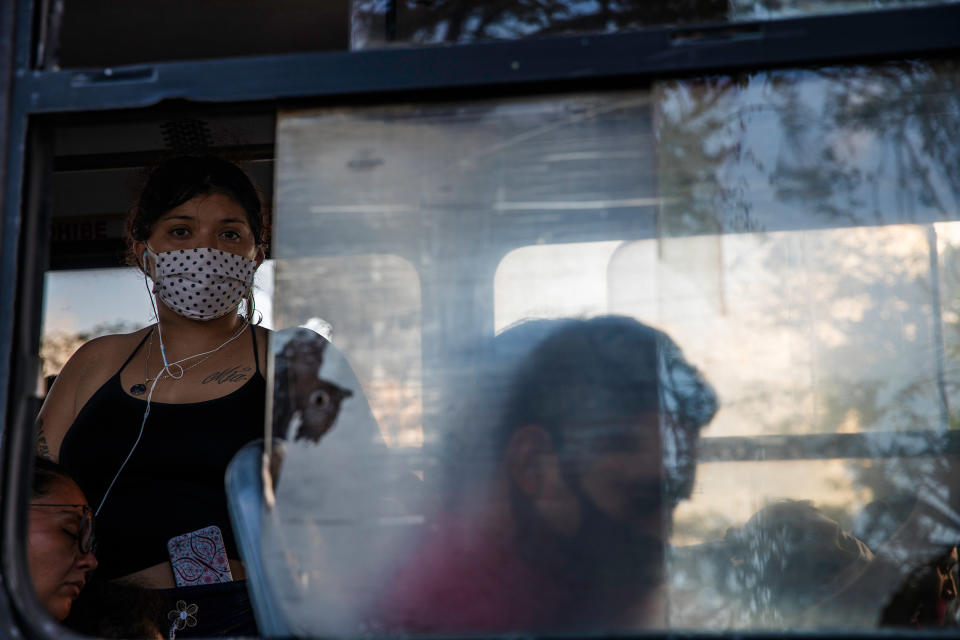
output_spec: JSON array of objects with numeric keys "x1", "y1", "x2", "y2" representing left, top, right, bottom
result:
[{"x1": 1, "y1": 0, "x2": 960, "y2": 638}]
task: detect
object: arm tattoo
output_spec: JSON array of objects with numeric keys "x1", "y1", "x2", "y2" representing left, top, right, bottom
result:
[{"x1": 35, "y1": 417, "x2": 52, "y2": 460}]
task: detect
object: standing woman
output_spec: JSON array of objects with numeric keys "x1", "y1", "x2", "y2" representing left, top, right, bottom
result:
[{"x1": 36, "y1": 156, "x2": 269, "y2": 637}]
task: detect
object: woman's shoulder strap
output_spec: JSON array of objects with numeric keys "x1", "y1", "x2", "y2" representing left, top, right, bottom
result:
[
  {"x1": 250, "y1": 324, "x2": 266, "y2": 375},
  {"x1": 118, "y1": 327, "x2": 153, "y2": 371}
]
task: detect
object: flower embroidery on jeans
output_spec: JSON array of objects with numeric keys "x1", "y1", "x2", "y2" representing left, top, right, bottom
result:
[{"x1": 167, "y1": 600, "x2": 198, "y2": 639}]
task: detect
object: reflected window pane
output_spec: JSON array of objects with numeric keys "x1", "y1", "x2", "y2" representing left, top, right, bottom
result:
[
  {"x1": 273, "y1": 254, "x2": 422, "y2": 446},
  {"x1": 265, "y1": 60, "x2": 960, "y2": 635}
]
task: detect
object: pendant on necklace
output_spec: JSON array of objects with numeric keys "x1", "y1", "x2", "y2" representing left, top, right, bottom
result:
[{"x1": 130, "y1": 383, "x2": 147, "y2": 395}]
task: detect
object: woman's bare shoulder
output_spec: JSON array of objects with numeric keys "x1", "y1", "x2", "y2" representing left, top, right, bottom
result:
[
  {"x1": 38, "y1": 326, "x2": 154, "y2": 460},
  {"x1": 69, "y1": 327, "x2": 153, "y2": 367},
  {"x1": 52, "y1": 327, "x2": 153, "y2": 397}
]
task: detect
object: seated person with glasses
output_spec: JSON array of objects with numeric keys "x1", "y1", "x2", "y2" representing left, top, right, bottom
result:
[{"x1": 28, "y1": 457, "x2": 97, "y2": 621}]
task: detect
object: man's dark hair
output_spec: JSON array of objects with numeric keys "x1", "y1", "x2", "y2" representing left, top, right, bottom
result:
[{"x1": 446, "y1": 316, "x2": 718, "y2": 504}]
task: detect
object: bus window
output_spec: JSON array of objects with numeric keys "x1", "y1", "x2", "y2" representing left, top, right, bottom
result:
[
  {"x1": 352, "y1": 0, "x2": 958, "y2": 49},
  {"x1": 40, "y1": 263, "x2": 274, "y2": 392},
  {"x1": 253, "y1": 59, "x2": 960, "y2": 637},
  {"x1": 495, "y1": 226, "x2": 955, "y2": 586},
  {"x1": 20, "y1": 105, "x2": 288, "y2": 638},
  {"x1": 46, "y1": 112, "x2": 276, "y2": 292},
  {"x1": 42, "y1": 108, "x2": 277, "y2": 390},
  {"x1": 495, "y1": 241, "x2": 624, "y2": 330}
]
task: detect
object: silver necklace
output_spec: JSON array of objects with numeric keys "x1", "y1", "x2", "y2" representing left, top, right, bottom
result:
[
  {"x1": 128, "y1": 324, "x2": 242, "y2": 395},
  {"x1": 129, "y1": 328, "x2": 156, "y2": 395}
]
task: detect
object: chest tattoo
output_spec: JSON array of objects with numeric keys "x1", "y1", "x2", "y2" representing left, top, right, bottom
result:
[{"x1": 201, "y1": 365, "x2": 252, "y2": 385}]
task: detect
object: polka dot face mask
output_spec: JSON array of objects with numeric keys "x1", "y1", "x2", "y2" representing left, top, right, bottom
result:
[{"x1": 144, "y1": 247, "x2": 257, "y2": 321}]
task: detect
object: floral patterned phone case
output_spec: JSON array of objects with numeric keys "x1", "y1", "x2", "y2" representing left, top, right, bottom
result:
[{"x1": 167, "y1": 525, "x2": 233, "y2": 586}]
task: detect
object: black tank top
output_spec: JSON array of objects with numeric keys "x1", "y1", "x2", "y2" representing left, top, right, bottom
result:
[{"x1": 60, "y1": 326, "x2": 265, "y2": 579}]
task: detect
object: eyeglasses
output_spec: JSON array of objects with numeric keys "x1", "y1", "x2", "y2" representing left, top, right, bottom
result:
[{"x1": 29, "y1": 503, "x2": 96, "y2": 555}]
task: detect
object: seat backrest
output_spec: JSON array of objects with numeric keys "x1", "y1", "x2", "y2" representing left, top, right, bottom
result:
[{"x1": 225, "y1": 439, "x2": 293, "y2": 638}]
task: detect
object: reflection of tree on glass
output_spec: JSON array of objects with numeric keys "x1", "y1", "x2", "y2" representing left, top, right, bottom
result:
[
  {"x1": 374, "y1": 316, "x2": 717, "y2": 633},
  {"x1": 653, "y1": 62, "x2": 960, "y2": 561},
  {"x1": 40, "y1": 322, "x2": 140, "y2": 398},
  {"x1": 353, "y1": 0, "x2": 726, "y2": 46},
  {"x1": 658, "y1": 62, "x2": 960, "y2": 235}
]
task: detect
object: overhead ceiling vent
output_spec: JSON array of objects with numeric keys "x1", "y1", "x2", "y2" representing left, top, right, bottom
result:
[{"x1": 160, "y1": 118, "x2": 214, "y2": 156}]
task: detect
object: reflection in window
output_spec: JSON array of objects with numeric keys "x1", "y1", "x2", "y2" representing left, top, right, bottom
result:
[
  {"x1": 352, "y1": 0, "x2": 957, "y2": 49},
  {"x1": 729, "y1": 0, "x2": 955, "y2": 20},
  {"x1": 495, "y1": 241, "x2": 622, "y2": 330},
  {"x1": 272, "y1": 254, "x2": 422, "y2": 447},
  {"x1": 353, "y1": 0, "x2": 726, "y2": 48},
  {"x1": 498, "y1": 225, "x2": 951, "y2": 439},
  {"x1": 260, "y1": 60, "x2": 960, "y2": 636}
]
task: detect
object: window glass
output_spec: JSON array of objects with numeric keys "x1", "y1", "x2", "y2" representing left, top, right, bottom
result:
[
  {"x1": 272, "y1": 254, "x2": 422, "y2": 446},
  {"x1": 41, "y1": 0, "x2": 960, "y2": 64},
  {"x1": 352, "y1": 0, "x2": 958, "y2": 49},
  {"x1": 499, "y1": 226, "x2": 950, "y2": 438},
  {"x1": 263, "y1": 60, "x2": 960, "y2": 636}
]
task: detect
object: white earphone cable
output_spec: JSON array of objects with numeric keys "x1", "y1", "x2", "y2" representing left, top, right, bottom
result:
[{"x1": 96, "y1": 253, "x2": 253, "y2": 516}]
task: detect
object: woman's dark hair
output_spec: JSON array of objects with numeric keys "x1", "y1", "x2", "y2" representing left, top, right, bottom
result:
[
  {"x1": 65, "y1": 577, "x2": 165, "y2": 639},
  {"x1": 33, "y1": 456, "x2": 74, "y2": 498},
  {"x1": 125, "y1": 155, "x2": 267, "y2": 265}
]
